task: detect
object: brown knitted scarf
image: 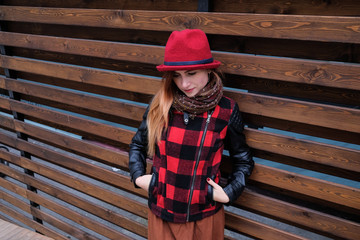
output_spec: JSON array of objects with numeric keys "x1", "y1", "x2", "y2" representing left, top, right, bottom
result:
[{"x1": 172, "y1": 73, "x2": 223, "y2": 118}]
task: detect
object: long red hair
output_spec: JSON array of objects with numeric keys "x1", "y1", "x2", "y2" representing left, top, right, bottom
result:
[{"x1": 147, "y1": 72, "x2": 175, "y2": 157}]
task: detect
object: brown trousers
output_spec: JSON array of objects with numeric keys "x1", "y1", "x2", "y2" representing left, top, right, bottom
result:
[{"x1": 147, "y1": 207, "x2": 225, "y2": 240}]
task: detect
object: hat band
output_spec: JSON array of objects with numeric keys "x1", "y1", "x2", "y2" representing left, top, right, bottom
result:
[{"x1": 164, "y1": 58, "x2": 213, "y2": 66}]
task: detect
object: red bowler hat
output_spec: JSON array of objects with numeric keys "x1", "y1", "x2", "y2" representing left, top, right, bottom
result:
[{"x1": 156, "y1": 29, "x2": 221, "y2": 72}]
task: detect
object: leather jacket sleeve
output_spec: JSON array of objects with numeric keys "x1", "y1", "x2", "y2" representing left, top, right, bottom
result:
[
  {"x1": 129, "y1": 107, "x2": 149, "y2": 188},
  {"x1": 223, "y1": 103, "x2": 254, "y2": 203}
]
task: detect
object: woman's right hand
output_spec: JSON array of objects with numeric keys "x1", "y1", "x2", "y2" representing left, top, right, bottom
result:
[{"x1": 135, "y1": 174, "x2": 153, "y2": 192}]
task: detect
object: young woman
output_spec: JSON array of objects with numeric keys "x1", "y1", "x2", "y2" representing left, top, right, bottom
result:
[{"x1": 129, "y1": 29, "x2": 254, "y2": 239}]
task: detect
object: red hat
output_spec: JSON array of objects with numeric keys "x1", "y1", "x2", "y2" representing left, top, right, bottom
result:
[{"x1": 156, "y1": 29, "x2": 221, "y2": 71}]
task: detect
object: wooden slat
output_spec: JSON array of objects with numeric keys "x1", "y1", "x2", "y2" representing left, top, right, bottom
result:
[
  {"x1": 0, "y1": 148, "x2": 148, "y2": 219},
  {"x1": 244, "y1": 113, "x2": 360, "y2": 146},
  {"x1": 2, "y1": 78, "x2": 360, "y2": 136},
  {"x1": 226, "y1": 90, "x2": 360, "y2": 134},
  {"x1": 0, "y1": 131, "x2": 141, "y2": 196},
  {"x1": 244, "y1": 128, "x2": 360, "y2": 174},
  {"x1": 2, "y1": 132, "x2": 358, "y2": 239},
  {"x1": 0, "y1": 7, "x2": 359, "y2": 43},
  {"x1": 0, "y1": 76, "x2": 147, "y2": 121},
  {"x1": 0, "y1": 216, "x2": 56, "y2": 240},
  {"x1": 1, "y1": 103, "x2": 358, "y2": 179},
  {"x1": 1, "y1": 33, "x2": 360, "y2": 91},
  {"x1": 0, "y1": 191, "x2": 101, "y2": 240},
  {"x1": 0, "y1": 96, "x2": 135, "y2": 145},
  {"x1": 215, "y1": 52, "x2": 360, "y2": 91},
  {"x1": 0, "y1": 202, "x2": 66, "y2": 240},
  {"x1": 226, "y1": 76, "x2": 360, "y2": 107},
  {"x1": 0, "y1": 114, "x2": 131, "y2": 170},
  {"x1": 0, "y1": 175, "x2": 131, "y2": 240},
  {"x1": 0, "y1": 162, "x2": 147, "y2": 238},
  {"x1": 236, "y1": 190, "x2": 360, "y2": 240},
  {"x1": 252, "y1": 149, "x2": 359, "y2": 182},
  {"x1": 1, "y1": 127, "x2": 358, "y2": 214},
  {"x1": 225, "y1": 212, "x2": 307, "y2": 240},
  {"x1": 6, "y1": 111, "x2": 360, "y2": 182},
  {"x1": 252, "y1": 164, "x2": 360, "y2": 212},
  {"x1": 0, "y1": 54, "x2": 161, "y2": 95}
]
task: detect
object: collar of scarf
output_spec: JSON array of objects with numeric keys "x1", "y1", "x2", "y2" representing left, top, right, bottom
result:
[{"x1": 172, "y1": 73, "x2": 223, "y2": 118}]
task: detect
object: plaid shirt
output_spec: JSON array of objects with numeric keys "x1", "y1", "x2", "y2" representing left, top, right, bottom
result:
[{"x1": 129, "y1": 96, "x2": 253, "y2": 223}]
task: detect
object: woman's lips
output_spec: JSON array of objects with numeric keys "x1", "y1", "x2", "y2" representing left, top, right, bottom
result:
[{"x1": 184, "y1": 88, "x2": 194, "y2": 93}]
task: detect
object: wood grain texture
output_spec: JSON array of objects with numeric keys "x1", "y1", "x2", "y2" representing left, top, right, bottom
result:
[
  {"x1": 0, "y1": 96, "x2": 135, "y2": 145},
  {"x1": 0, "y1": 174, "x2": 131, "y2": 240},
  {"x1": 0, "y1": 6, "x2": 359, "y2": 43},
  {"x1": 0, "y1": 200, "x2": 66, "y2": 240},
  {"x1": 0, "y1": 146, "x2": 148, "y2": 219},
  {"x1": 225, "y1": 212, "x2": 307, "y2": 240},
  {"x1": 1, "y1": 33, "x2": 359, "y2": 91},
  {"x1": 245, "y1": 128, "x2": 360, "y2": 173},
  {"x1": 0, "y1": 76, "x2": 147, "y2": 121},
  {"x1": 0, "y1": 160, "x2": 147, "y2": 238},
  {"x1": 0, "y1": 191, "x2": 100, "y2": 240},
  {"x1": 236, "y1": 190, "x2": 360, "y2": 240},
  {"x1": 252, "y1": 164, "x2": 360, "y2": 212}
]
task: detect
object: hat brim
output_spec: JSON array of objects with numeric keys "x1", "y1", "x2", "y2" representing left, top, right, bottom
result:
[{"x1": 156, "y1": 60, "x2": 221, "y2": 72}]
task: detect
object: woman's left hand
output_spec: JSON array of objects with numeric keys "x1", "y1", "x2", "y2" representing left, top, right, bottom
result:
[{"x1": 207, "y1": 178, "x2": 230, "y2": 203}]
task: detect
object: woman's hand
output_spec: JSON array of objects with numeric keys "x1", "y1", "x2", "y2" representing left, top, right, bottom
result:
[
  {"x1": 135, "y1": 174, "x2": 153, "y2": 192},
  {"x1": 207, "y1": 178, "x2": 230, "y2": 203}
]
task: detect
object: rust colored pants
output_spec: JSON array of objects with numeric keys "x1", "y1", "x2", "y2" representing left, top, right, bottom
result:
[{"x1": 147, "y1": 207, "x2": 225, "y2": 240}]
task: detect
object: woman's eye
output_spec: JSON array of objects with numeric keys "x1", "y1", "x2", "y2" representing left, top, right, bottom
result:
[
  {"x1": 188, "y1": 72, "x2": 196, "y2": 76},
  {"x1": 173, "y1": 74, "x2": 180, "y2": 78}
]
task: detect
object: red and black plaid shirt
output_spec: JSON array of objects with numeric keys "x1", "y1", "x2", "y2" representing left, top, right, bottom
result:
[{"x1": 148, "y1": 96, "x2": 236, "y2": 223}]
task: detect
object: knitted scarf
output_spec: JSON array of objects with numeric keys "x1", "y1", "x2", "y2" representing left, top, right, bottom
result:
[{"x1": 172, "y1": 73, "x2": 223, "y2": 118}]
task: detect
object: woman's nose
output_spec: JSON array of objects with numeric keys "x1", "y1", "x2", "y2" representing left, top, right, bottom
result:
[{"x1": 180, "y1": 76, "x2": 191, "y2": 88}]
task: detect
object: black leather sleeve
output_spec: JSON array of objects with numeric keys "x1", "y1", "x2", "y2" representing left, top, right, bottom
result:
[
  {"x1": 129, "y1": 107, "x2": 149, "y2": 188},
  {"x1": 223, "y1": 103, "x2": 254, "y2": 203}
]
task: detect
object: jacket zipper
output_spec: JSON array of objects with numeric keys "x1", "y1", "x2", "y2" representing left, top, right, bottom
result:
[{"x1": 186, "y1": 111, "x2": 212, "y2": 222}]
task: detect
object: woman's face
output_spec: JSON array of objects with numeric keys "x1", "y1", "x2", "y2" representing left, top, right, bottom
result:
[{"x1": 173, "y1": 69, "x2": 209, "y2": 97}]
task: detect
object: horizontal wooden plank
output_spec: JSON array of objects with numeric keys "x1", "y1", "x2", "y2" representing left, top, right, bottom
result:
[
  {"x1": 226, "y1": 90, "x2": 360, "y2": 134},
  {"x1": 0, "y1": 195, "x2": 67, "y2": 240},
  {"x1": 0, "y1": 148, "x2": 148, "y2": 219},
  {"x1": 0, "y1": 54, "x2": 161, "y2": 95},
  {"x1": 252, "y1": 149, "x2": 359, "y2": 182},
  {"x1": 0, "y1": 96, "x2": 135, "y2": 144},
  {"x1": 2, "y1": 134, "x2": 358, "y2": 239},
  {"x1": 226, "y1": 76, "x2": 360, "y2": 108},
  {"x1": 225, "y1": 212, "x2": 307, "y2": 240},
  {"x1": 0, "y1": 131, "x2": 143, "y2": 197},
  {"x1": 0, "y1": 161, "x2": 147, "y2": 238},
  {"x1": 0, "y1": 76, "x2": 147, "y2": 121},
  {"x1": 0, "y1": 172, "x2": 131, "y2": 240},
  {"x1": 1, "y1": 127, "x2": 359, "y2": 214},
  {"x1": 236, "y1": 190, "x2": 360, "y2": 240},
  {"x1": 244, "y1": 128, "x2": 360, "y2": 174},
  {"x1": 1, "y1": 33, "x2": 360, "y2": 91},
  {"x1": 215, "y1": 52, "x2": 360, "y2": 91},
  {"x1": 252, "y1": 164, "x2": 360, "y2": 212},
  {"x1": 0, "y1": 190, "x2": 100, "y2": 240},
  {"x1": 244, "y1": 113, "x2": 360, "y2": 146},
  {"x1": 1, "y1": 103, "x2": 358, "y2": 179},
  {"x1": 0, "y1": 7, "x2": 359, "y2": 43},
  {"x1": 2, "y1": 78, "x2": 360, "y2": 136}
]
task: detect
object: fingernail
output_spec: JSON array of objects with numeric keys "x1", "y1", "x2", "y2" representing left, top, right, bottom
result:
[{"x1": 207, "y1": 178, "x2": 210, "y2": 181}]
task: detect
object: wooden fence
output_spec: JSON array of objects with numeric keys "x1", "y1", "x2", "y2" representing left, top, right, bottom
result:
[{"x1": 0, "y1": 1, "x2": 359, "y2": 239}]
